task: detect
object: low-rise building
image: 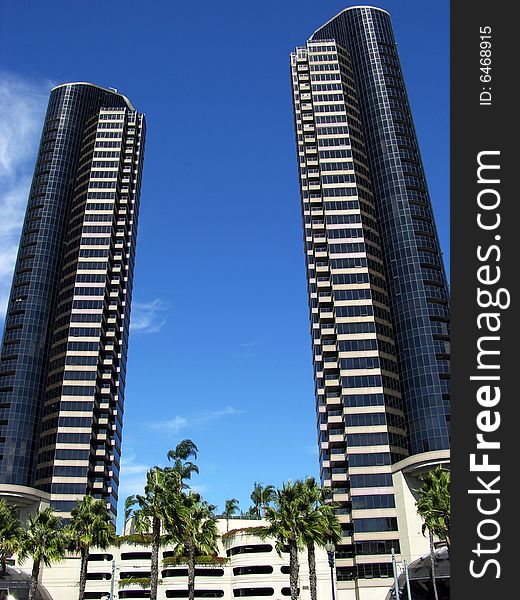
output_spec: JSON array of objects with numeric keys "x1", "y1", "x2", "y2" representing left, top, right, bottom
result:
[{"x1": 8, "y1": 519, "x2": 344, "y2": 600}]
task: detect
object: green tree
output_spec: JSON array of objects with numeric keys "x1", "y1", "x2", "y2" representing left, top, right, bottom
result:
[
  {"x1": 164, "y1": 492, "x2": 219, "y2": 600},
  {"x1": 223, "y1": 498, "x2": 239, "y2": 532},
  {"x1": 416, "y1": 467, "x2": 451, "y2": 550},
  {"x1": 18, "y1": 508, "x2": 66, "y2": 600},
  {"x1": 250, "y1": 482, "x2": 275, "y2": 517},
  {"x1": 166, "y1": 439, "x2": 199, "y2": 484},
  {"x1": 67, "y1": 495, "x2": 117, "y2": 600},
  {"x1": 133, "y1": 440, "x2": 199, "y2": 600},
  {"x1": 123, "y1": 494, "x2": 137, "y2": 527},
  {"x1": 134, "y1": 467, "x2": 181, "y2": 600},
  {"x1": 297, "y1": 478, "x2": 342, "y2": 600},
  {"x1": 244, "y1": 505, "x2": 258, "y2": 517},
  {"x1": 257, "y1": 482, "x2": 303, "y2": 600},
  {"x1": 416, "y1": 467, "x2": 451, "y2": 600},
  {"x1": 0, "y1": 499, "x2": 22, "y2": 575}
]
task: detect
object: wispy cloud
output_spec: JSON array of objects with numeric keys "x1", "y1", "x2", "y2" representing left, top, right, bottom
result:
[
  {"x1": 190, "y1": 483, "x2": 210, "y2": 495},
  {"x1": 150, "y1": 406, "x2": 243, "y2": 433},
  {"x1": 130, "y1": 298, "x2": 169, "y2": 334},
  {"x1": 305, "y1": 444, "x2": 319, "y2": 456},
  {"x1": 118, "y1": 450, "x2": 150, "y2": 499},
  {"x1": 203, "y1": 406, "x2": 243, "y2": 421},
  {"x1": 0, "y1": 72, "x2": 51, "y2": 319},
  {"x1": 156, "y1": 415, "x2": 188, "y2": 434},
  {"x1": 118, "y1": 450, "x2": 210, "y2": 505},
  {"x1": 238, "y1": 339, "x2": 266, "y2": 360}
]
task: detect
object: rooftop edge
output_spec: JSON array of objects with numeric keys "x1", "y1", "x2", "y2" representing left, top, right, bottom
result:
[
  {"x1": 50, "y1": 81, "x2": 136, "y2": 111},
  {"x1": 310, "y1": 5, "x2": 390, "y2": 40}
]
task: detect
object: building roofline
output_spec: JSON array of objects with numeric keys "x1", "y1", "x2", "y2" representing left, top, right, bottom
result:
[
  {"x1": 50, "y1": 81, "x2": 136, "y2": 110},
  {"x1": 392, "y1": 449, "x2": 450, "y2": 476},
  {"x1": 310, "y1": 5, "x2": 390, "y2": 40},
  {"x1": 0, "y1": 483, "x2": 51, "y2": 506}
]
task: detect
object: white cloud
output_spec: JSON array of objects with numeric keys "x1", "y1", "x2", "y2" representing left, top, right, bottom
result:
[
  {"x1": 203, "y1": 406, "x2": 243, "y2": 421},
  {"x1": 154, "y1": 415, "x2": 188, "y2": 433},
  {"x1": 190, "y1": 484, "x2": 210, "y2": 495},
  {"x1": 130, "y1": 298, "x2": 169, "y2": 334},
  {"x1": 118, "y1": 450, "x2": 209, "y2": 499},
  {"x1": 305, "y1": 444, "x2": 319, "y2": 456},
  {"x1": 150, "y1": 406, "x2": 243, "y2": 433},
  {"x1": 118, "y1": 450, "x2": 150, "y2": 499},
  {"x1": 0, "y1": 72, "x2": 51, "y2": 320},
  {"x1": 240, "y1": 342, "x2": 256, "y2": 348}
]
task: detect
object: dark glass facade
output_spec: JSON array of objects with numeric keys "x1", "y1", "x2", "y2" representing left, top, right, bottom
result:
[
  {"x1": 291, "y1": 5, "x2": 450, "y2": 591},
  {"x1": 311, "y1": 6, "x2": 450, "y2": 455},
  {"x1": 0, "y1": 83, "x2": 145, "y2": 520}
]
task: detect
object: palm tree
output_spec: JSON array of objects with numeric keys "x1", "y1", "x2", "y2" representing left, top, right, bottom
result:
[
  {"x1": 0, "y1": 499, "x2": 22, "y2": 575},
  {"x1": 67, "y1": 495, "x2": 117, "y2": 600},
  {"x1": 134, "y1": 467, "x2": 181, "y2": 600},
  {"x1": 133, "y1": 441, "x2": 200, "y2": 600},
  {"x1": 297, "y1": 478, "x2": 341, "y2": 600},
  {"x1": 223, "y1": 498, "x2": 239, "y2": 531},
  {"x1": 244, "y1": 506, "x2": 258, "y2": 517},
  {"x1": 416, "y1": 467, "x2": 451, "y2": 550},
  {"x1": 124, "y1": 494, "x2": 137, "y2": 528},
  {"x1": 257, "y1": 482, "x2": 303, "y2": 600},
  {"x1": 164, "y1": 492, "x2": 219, "y2": 600},
  {"x1": 18, "y1": 508, "x2": 66, "y2": 600},
  {"x1": 166, "y1": 439, "x2": 199, "y2": 484},
  {"x1": 416, "y1": 467, "x2": 451, "y2": 600},
  {"x1": 250, "y1": 482, "x2": 275, "y2": 517}
]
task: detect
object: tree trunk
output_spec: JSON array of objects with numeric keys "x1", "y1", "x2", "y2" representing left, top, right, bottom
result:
[
  {"x1": 188, "y1": 543, "x2": 196, "y2": 600},
  {"x1": 78, "y1": 547, "x2": 89, "y2": 600},
  {"x1": 445, "y1": 524, "x2": 451, "y2": 555},
  {"x1": 150, "y1": 516, "x2": 161, "y2": 600},
  {"x1": 289, "y1": 539, "x2": 300, "y2": 600},
  {"x1": 307, "y1": 541, "x2": 317, "y2": 600},
  {"x1": 28, "y1": 558, "x2": 40, "y2": 600},
  {"x1": 429, "y1": 530, "x2": 439, "y2": 600},
  {"x1": 1, "y1": 553, "x2": 6, "y2": 576}
]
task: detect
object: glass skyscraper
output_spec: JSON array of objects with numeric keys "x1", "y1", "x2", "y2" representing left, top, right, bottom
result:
[
  {"x1": 291, "y1": 6, "x2": 450, "y2": 596},
  {"x1": 0, "y1": 82, "x2": 145, "y2": 521}
]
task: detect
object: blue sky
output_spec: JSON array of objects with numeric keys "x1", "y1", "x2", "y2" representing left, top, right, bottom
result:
[{"x1": 0, "y1": 0, "x2": 449, "y2": 531}]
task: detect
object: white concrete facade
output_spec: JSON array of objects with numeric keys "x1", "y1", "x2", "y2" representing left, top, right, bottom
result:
[
  {"x1": 10, "y1": 519, "x2": 397, "y2": 600},
  {"x1": 0, "y1": 484, "x2": 50, "y2": 523},
  {"x1": 392, "y1": 451, "x2": 450, "y2": 565}
]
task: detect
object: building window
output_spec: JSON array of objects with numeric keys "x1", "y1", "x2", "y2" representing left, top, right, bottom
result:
[
  {"x1": 233, "y1": 589, "x2": 274, "y2": 597},
  {"x1": 226, "y1": 544, "x2": 273, "y2": 557},
  {"x1": 233, "y1": 566, "x2": 273, "y2": 576},
  {"x1": 165, "y1": 592, "x2": 224, "y2": 598}
]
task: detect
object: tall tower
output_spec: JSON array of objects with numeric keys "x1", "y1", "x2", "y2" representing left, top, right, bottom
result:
[
  {"x1": 291, "y1": 6, "x2": 450, "y2": 596},
  {"x1": 0, "y1": 83, "x2": 145, "y2": 521}
]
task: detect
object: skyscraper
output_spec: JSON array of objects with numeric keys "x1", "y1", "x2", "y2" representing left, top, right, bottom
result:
[
  {"x1": 0, "y1": 83, "x2": 145, "y2": 522},
  {"x1": 291, "y1": 6, "x2": 450, "y2": 596}
]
